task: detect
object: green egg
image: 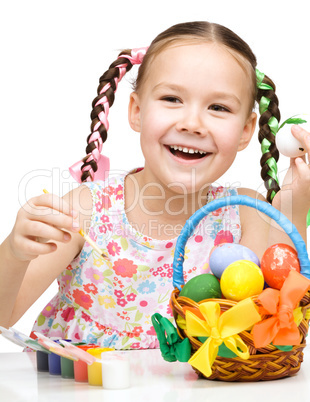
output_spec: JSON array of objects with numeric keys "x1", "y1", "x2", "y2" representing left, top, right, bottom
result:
[{"x1": 179, "y1": 274, "x2": 221, "y2": 302}]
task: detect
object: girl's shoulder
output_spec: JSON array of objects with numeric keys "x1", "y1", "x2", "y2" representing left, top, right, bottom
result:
[
  {"x1": 235, "y1": 187, "x2": 267, "y2": 225},
  {"x1": 208, "y1": 184, "x2": 239, "y2": 200},
  {"x1": 78, "y1": 172, "x2": 128, "y2": 227},
  {"x1": 81, "y1": 172, "x2": 127, "y2": 206},
  {"x1": 82, "y1": 174, "x2": 124, "y2": 194}
]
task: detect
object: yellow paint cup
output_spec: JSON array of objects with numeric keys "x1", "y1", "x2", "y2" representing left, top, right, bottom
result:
[{"x1": 87, "y1": 348, "x2": 114, "y2": 386}]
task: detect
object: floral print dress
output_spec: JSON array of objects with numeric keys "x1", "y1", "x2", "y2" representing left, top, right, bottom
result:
[{"x1": 31, "y1": 169, "x2": 241, "y2": 349}]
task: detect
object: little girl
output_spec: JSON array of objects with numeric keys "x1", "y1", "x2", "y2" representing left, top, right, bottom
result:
[{"x1": 1, "y1": 21, "x2": 309, "y2": 349}]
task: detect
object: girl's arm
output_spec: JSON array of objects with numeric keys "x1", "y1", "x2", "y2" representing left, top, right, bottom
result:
[
  {"x1": 0, "y1": 185, "x2": 93, "y2": 328},
  {"x1": 239, "y1": 125, "x2": 310, "y2": 258},
  {"x1": 269, "y1": 126, "x2": 310, "y2": 246}
]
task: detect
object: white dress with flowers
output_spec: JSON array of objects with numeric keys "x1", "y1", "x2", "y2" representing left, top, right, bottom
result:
[{"x1": 31, "y1": 170, "x2": 241, "y2": 349}]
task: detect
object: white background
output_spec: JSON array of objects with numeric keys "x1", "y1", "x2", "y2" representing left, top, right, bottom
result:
[{"x1": 1, "y1": 0, "x2": 310, "y2": 352}]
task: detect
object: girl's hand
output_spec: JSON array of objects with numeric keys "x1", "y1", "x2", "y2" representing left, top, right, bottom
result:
[
  {"x1": 7, "y1": 193, "x2": 80, "y2": 262},
  {"x1": 276, "y1": 125, "x2": 310, "y2": 210}
]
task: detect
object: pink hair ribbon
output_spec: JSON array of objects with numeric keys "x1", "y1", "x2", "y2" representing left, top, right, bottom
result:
[
  {"x1": 69, "y1": 46, "x2": 148, "y2": 183},
  {"x1": 121, "y1": 47, "x2": 149, "y2": 65},
  {"x1": 69, "y1": 154, "x2": 110, "y2": 183}
]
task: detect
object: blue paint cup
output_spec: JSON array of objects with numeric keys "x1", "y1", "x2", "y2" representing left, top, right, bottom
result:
[{"x1": 48, "y1": 351, "x2": 61, "y2": 375}]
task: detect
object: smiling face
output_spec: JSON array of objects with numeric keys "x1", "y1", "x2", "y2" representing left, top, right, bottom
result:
[{"x1": 129, "y1": 42, "x2": 257, "y2": 195}]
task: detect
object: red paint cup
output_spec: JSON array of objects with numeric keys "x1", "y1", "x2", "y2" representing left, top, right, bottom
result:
[{"x1": 73, "y1": 344, "x2": 99, "y2": 382}]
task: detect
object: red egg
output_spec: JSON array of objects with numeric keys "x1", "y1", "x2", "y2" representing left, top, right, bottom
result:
[{"x1": 261, "y1": 243, "x2": 300, "y2": 289}]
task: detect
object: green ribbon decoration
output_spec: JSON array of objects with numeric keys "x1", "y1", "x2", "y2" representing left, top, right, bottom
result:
[
  {"x1": 256, "y1": 68, "x2": 274, "y2": 91},
  {"x1": 256, "y1": 69, "x2": 265, "y2": 87},
  {"x1": 307, "y1": 209, "x2": 310, "y2": 228},
  {"x1": 198, "y1": 337, "x2": 238, "y2": 358},
  {"x1": 261, "y1": 116, "x2": 280, "y2": 197},
  {"x1": 151, "y1": 313, "x2": 191, "y2": 363},
  {"x1": 259, "y1": 96, "x2": 271, "y2": 115},
  {"x1": 268, "y1": 116, "x2": 279, "y2": 136},
  {"x1": 273, "y1": 343, "x2": 293, "y2": 352},
  {"x1": 258, "y1": 83, "x2": 274, "y2": 91}
]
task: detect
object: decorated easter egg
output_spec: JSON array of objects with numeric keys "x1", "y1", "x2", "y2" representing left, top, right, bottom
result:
[
  {"x1": 275, "y1": 128, "x2": 306, "y2": 158},
  {"x1": 209, "y1": 243, "x2": 260, "y2": 279},
  {"x1": 220, "y1": 260, "x2": 264, "y2": 301},
  {"x1": 260, "y1": 243, "x2": 300, "y2": 289},
  {"x1": 179, "y1": 274, "x2": 221, "y2": 303}
]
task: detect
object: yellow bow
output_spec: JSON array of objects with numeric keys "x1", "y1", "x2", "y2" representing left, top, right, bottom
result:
[{"x1": 186, "y1": 298, "x2": 261, "y2": 377}]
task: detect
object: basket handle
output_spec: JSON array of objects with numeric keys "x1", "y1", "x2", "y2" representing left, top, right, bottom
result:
[{"x1": 172, "y1": 195, "x2": 310, "y2": 290}]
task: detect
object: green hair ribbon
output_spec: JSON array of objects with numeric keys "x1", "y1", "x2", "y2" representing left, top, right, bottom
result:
[{"x1": 256, "y1": 69, "x2": 274, "y2": 91}]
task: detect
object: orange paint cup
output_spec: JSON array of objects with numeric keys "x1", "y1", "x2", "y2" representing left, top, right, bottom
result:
[{"x1": 87, "y1": 348, "x2": 114, "y2": 386}]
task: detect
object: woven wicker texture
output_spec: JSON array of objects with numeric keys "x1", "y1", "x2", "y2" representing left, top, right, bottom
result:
[{"x1": 170, "y1": 288, "x2": 310, "y2": 381}]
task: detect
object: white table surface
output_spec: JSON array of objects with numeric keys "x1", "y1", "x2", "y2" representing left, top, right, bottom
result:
[{"x1": 0, "y1": 348, "x2": 309, "y2": 402}]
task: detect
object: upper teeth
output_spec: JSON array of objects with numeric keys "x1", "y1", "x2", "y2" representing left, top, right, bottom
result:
[{"x1": 169, "y1": 145, "x2": 207, "y2": 155}]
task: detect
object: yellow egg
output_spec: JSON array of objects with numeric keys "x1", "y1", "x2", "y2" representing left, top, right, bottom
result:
[{"x1": 220, "y1": 260, "x2": 264, "y2": 301}]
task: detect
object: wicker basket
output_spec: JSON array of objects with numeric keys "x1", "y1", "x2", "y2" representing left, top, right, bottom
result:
[{"x1": 170, "y1": 195, "x2": 310, "y2": 382}]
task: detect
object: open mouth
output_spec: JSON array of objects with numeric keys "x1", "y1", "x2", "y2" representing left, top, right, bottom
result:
[{"x1": 167, "y1": 145, "x2": 209, "y2": 161}]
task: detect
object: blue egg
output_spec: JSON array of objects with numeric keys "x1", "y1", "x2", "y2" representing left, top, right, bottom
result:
[{"x1": 209, "y1": 243, "x2": 260, "y2": 279}]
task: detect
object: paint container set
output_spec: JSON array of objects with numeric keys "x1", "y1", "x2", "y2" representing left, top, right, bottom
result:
[{"x1": 0, "y1": 326, "x2": 130, "y2": 389}]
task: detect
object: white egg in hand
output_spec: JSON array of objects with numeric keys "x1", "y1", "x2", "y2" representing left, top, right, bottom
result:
[{"x1": 276, "y1": 128, "x2": 306, "y2": 158}]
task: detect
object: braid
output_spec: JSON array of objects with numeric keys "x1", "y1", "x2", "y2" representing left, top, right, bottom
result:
[
  {"x1": 81, "y1": 51, "x2": 134, "y2": 182},
  {"x1": 256, "y1": 70, "x2": 281, "y2": 203},
  {"x1": 69, "y1": 47, "x2": 148, "y2": 183}
]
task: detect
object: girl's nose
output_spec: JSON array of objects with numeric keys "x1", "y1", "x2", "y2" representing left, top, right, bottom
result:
[{"x1": 176, "y1": 107, "x2": 206, "y2": 136}]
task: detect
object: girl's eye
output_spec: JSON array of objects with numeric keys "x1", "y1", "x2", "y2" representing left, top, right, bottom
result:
[
  {"x1": 162, "y1": 96, "x2": 181, "y2": 104},
  {"x1": 209, "y1": 104, "x2": 229, "y2": 112}
]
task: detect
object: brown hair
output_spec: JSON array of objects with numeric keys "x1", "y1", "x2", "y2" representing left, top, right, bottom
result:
[{"x1": 81, "y1": 21, "x2": 280, "y2": 202}]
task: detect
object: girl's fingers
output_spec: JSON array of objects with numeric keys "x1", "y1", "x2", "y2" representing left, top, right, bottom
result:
[
  {"x1": 295, "y1": 157, "x2": 310, "y2": 182},
  {"x1": 30, "y1": 193, "x2": 78, "y2": 219},
  {"x1": 291, "y1": 125, "x2": 309, "y2": 152},
  {"x1": 305, "y1": 133, "x2": 310, "y2": 163},
  {"x1": 11, "y1": 234, "x2": 58, "y2": 261},
  {"x1": 10, "y1": 191, "x2": 81, "y2": 262},
  {"x1": 291, "y1": 125, "x2": 308, "y2": 139},
  {"x1": 27, "y1": 207, "x2": 80, "y2": 233},
  {"x1": 20, "y1": 238, "x2": 58, "y2": 259},
  {"x1": 21, "y1": 198, "x2": 80, "y2": 233},
  {"x1": 290, "y1": 126, "x2": 310, "y2": 167},
  {"x1": 24, "y1": 220, "x2": 72, "y2": 244},
  {"x1": 291, "y1": 154, "x2": 307, "y2": 167}
]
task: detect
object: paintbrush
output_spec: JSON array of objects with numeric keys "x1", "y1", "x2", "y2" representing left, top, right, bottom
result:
[{"x1": 43, "y1": 189, "x2": 109, "y2": 260}]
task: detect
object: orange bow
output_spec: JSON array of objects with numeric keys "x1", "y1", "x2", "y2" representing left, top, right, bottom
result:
[{"x1": 252, "y1": 270, "x2": 310, "y2": 348}]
